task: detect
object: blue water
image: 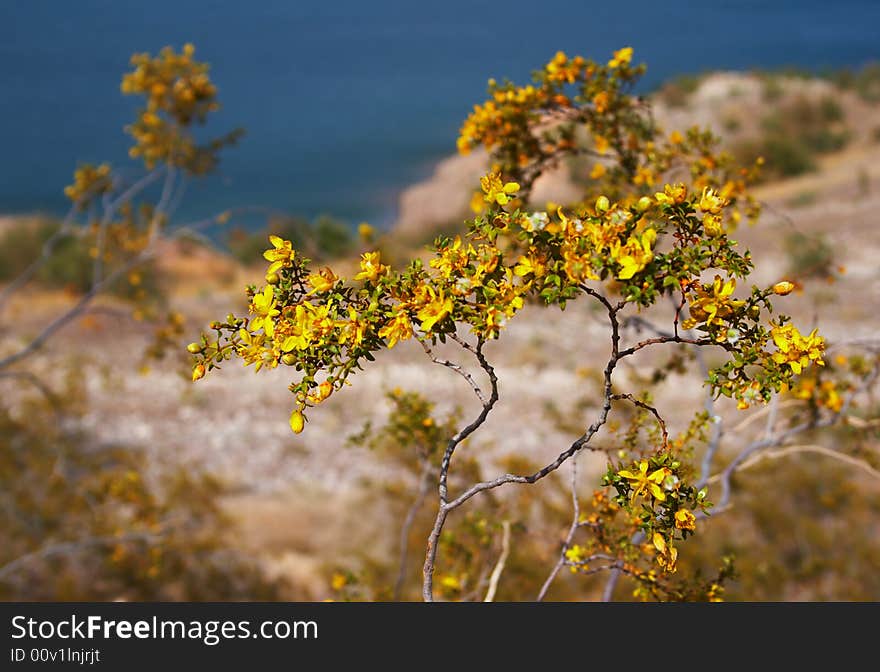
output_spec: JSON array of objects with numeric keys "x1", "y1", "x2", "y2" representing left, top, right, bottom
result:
[{"x1": 1, "y1": 1, "x2": 878, "y2": 229}]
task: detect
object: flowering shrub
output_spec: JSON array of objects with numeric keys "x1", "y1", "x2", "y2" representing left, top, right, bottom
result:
[{"x1": 190, "y1": 47, "x2": 878, "y2": 601}]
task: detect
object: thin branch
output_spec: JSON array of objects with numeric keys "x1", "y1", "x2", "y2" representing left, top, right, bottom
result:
[
  {"x1": 711, "y1": 443, "x2": 880, "y2": 483},
  {"x1": 611, "y1": 393, "x2": 669, "y2": 448},
  {"x1": 0, "y1": 249, "x2": 157, "y2": 371},
  {"x1": 418, "y1": 338, "x2": 487, "y2": 405},
  {"x1": 148, "y1": 166, "x2": 177, "y2": 243},
  {"x1": 483, "y1": 520, "x2": 512, "y2": 602},
  {"x1": 394, "y1": 459, "x2": 434, "y2": 601},
  {"x1": 601, "y1": 530, "x2": 646, "y2": 602},
  {"x1": 764, "y1": 394, "x2": 779, "y2": 440},
  {"x1": 695, "y1": 349, "x2": 723, "y2": 489},
  {"x1": 537, "y1": 457, "x2": 580, "y2": 601},
  {"x1": 423, "y1": 337, "x2": 499, "y2": 601},
  {"x1": 0, "y1": 206, "x2": 75, "y2": 313},
  {"x1": 716, "y1": 365, "x2": 878, "y2": 509}
]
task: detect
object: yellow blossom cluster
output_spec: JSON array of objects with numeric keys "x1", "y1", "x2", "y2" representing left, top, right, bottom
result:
[
  {"x1": 64, "y1": 163, "x2": 113, "y2": 208},
  {"x1": 683, "y1": 276, "x2": 745, "y2": 334},
  {"x1": 770, "y1": 324, "x2": 825, "y2": 375},
  {"x1": 121, "y1": 44, "x2": 241, "y2": 173}
]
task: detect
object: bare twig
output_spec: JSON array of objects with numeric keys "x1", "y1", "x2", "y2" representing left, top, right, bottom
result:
[
  {"x1": 0, "y1": 206, "x2": 75, "y2": 313},
  {"x1": 418, "y1": 338, "x2": 487, "y2": 405},
  {"x1": 537, "y1": 457, "x2": 580, "y2": 601},
  {"x1": 612, "y1": 393, "x2": 669, "y2": 448},
  {"x1": 394, "y1": 459, "x2": 434, "y2": 601},
  {"x1": 483, "y1": 520, "x2": 512, "y2": 602},
  {"x1": 0, "y1": 249, "x2": 157, "y2": 371},
  {"x1": 710, "y1": 443, "x2": 880, "y2": 482}
]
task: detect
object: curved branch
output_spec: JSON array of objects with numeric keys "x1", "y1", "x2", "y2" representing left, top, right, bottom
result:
[{"x1": 422, "y1": 337, "x2": 499, "y2": 601}]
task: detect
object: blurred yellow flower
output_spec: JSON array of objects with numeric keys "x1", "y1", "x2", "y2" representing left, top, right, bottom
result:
[{"x1": 608, "y1": 46, "x2": 633, "y2": 68}]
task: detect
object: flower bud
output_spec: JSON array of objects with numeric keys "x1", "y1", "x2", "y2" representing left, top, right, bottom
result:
[
  {"x1": 186, "y1": 342, "x2": 202, "y2": 354},
  {"x1": 191, "y1": 364, "x2": 206, "y2": 382},
  {"x1": 266, "y1": 272, "x2": 280, "y2": 285},
  {"x1": 595, "y1": 195, "x2": 610, "y2": 212},
  {"x1": 289, "y1": 409, "x2": 305, "y2": 434},
  {"x1": 281, "y1": 354, "x2": 296, "y2": 366},
  {"x1": 636, "y1": 196, "x2": 653, "y2": 212},
  {"x1": 772, "y1": 281, "x2": 795, "y2": 296}
]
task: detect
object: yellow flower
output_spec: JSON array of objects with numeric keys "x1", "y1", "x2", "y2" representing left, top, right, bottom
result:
[
  {"x1": 481, "y1": 172, "x2": 520, "y2": 206},
  {"x1": 354, "y1": 251, "x2": 389, "y2": 283},
  {"x1": 276, "y1": 304, "x2": 317, "y2": 352},
  {"x1": 593, "y1": 134, "x2": 610, "y2": 155},
  {"x1": 699, "y1": 187, "x2": 728, "y2": 215},
  {"x1": 652, "y1": 531, "x2": 667, "y2": 555},
  {"x1": 674, "y1": 509, "x2": 696, "y2": 531},
  {"x1": 330, "y1": 573, "x2": 347, "y2": 591},
  {"x1": 654, "y1": 183, "x2": 688, "y2": 205},
  {"x1": 612, "y1": 228, "x2": 656, "y2": 280},
  {"x1": 338, "y1": 307, "x2": 367, "y2": 347},
  {"x1": 592, "y1": 90, "x2": 610, "y2": 114},
  {"x1": 237, "y1": 327, "x2": 272, "y2": 370},
  {"x1": 307, "y1": 267, "x2": 340, "y2": 294},
  {"x1": 250, "y1": 285, "x2": 280, "y2": 337},
  {"x1": 513, "y1": 250, "x2": 547, "y2": 279},
  {"x1": 439, "y1": 575, "x2": 462, "y2": 592},
  {"x1": 416, "y1": 287, "x2": 453, "y2": 332},
  {"x1": 358, "y1": 222, "x2": 374, "y2": 243},
  {"x1": 589, "y1": 162, "x2": 607, "y2": 179},
  {"x1": 687, "y1": 276, "x2": 743, "y2": 330},
  {"x1": 608, "y1": 46, "x2": 633, "y2": 68},
  {"x1": 770, "y1": 324, "x2": 825, "y2": 375},
  {"x1": 263, "y1": 235, "x2": 294, "y2": 275},
  {"x1": 618, "y1": 460, "x2": 668, "y2": 502},
  {"x1": 565, "y1": 544, "x2": 587, "y2": 566},
  {"x1": 378, "y1": 311, "x2": 413, "y2": 348},
  {"x1": 470, "y1": 190, "x2": 486, "y2": 214}
]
